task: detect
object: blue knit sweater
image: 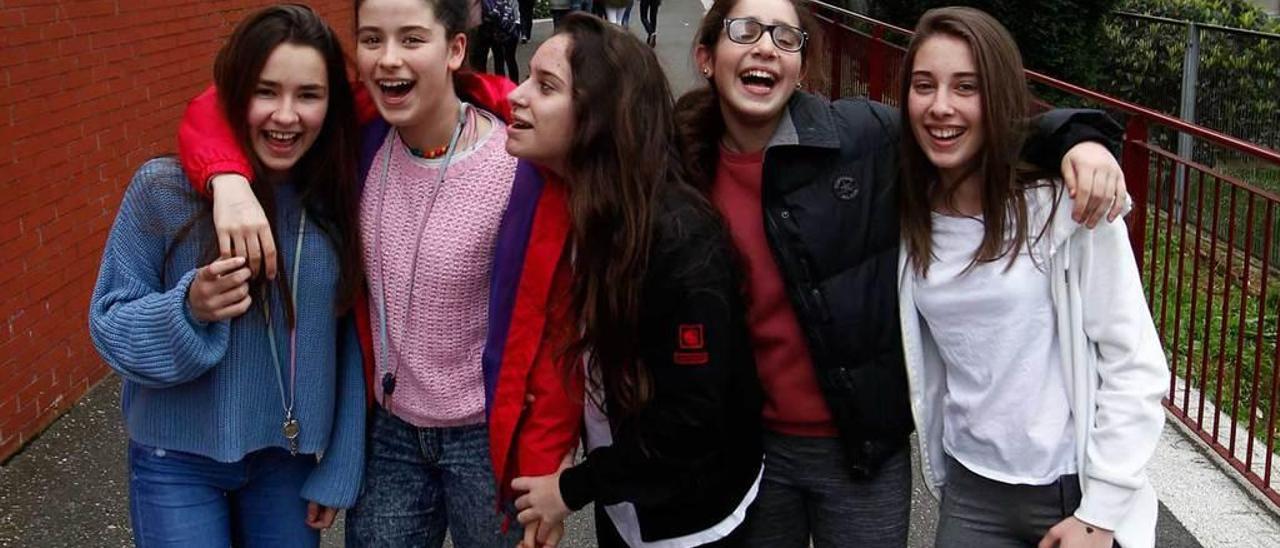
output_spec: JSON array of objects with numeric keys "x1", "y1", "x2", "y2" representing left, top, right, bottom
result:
[{"x1": 89, "y1": 157, "x2": 366, "y2": 508}]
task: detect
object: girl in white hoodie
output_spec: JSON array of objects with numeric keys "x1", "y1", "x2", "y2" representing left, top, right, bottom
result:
[{"x1": 896, "y1": 7, "x2": 1169, "y2": 548}]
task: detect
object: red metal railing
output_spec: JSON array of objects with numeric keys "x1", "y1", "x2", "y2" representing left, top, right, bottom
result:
[{"x1": 800, "y1": 1, "x2": 1280, "y2": 507}]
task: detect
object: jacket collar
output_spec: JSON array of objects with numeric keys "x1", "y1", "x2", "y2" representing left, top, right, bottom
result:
[{"x1": 766, "y1": 91, "x2": 842, "y2": 152}]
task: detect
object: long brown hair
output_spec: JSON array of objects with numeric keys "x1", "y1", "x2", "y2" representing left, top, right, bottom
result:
[
  {"x1": 674, "y1": 0, "x2": 825, "y2": 191},
  {"x1": 556, "y1": 13, "x2": 697, "y2": 419},
  {"x1": 214, "y1": 4, "x2": 364, "y2": 318},
  {"x1": 899, "y1": 7, "x2": 1054, "y2": 276}
]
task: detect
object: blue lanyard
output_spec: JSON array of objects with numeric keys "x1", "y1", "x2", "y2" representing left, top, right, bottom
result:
[
  {"x1": 263, "y1": 209, "x2": 306, "y2": 453},
  {"x1": 371, "y1": 103, "x2": 468, "y2": 404}
]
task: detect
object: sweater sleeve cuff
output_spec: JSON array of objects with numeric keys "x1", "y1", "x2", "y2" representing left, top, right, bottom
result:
[
  {"x1": 168, "y1": 269, "x2": 229, "y2": 362},
  {"x1": 203, "y1": 161, "x2": 254, "y2": 186},
  {"x1": 299, "y1": 321, "x2": 367, "y2": 509},
  {"x1": 558, "y1": 464, "x2": 594, "y2": 511},
  {"x1": 301, "y1": 462, "x2": 363, "y2": 509},
  {"x1": 1073, "y1": 477, "x2": 1138, "y2": 532}
]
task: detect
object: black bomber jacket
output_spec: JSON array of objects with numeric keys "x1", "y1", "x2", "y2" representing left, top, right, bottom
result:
[{"x1": 559, "y1": 184, "x2": 765, "y2": 541}]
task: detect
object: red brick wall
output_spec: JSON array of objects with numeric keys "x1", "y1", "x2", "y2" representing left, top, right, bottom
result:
[{"x1": 0, "y1": 0, "x2": 356, "y2": 462}]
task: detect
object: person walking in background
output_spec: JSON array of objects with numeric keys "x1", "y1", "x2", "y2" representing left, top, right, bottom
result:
[
  {"x1": 896, "y1": 8, "x2": 1167, "y2": 547},
  {"x1": 550, "y1": 0, "x2": 571, "y2": 28},
  {"x1": 601, "y1": 0, "x2": 633, "y2": 26},
  {"x1": 473, "y1": 0, "x2": 522, "y2": 81},
  {"x1": 639, "y1": 0, "x2": 661, "y2": 46},
  {"x1": 89, "y1": 5, "x2": 366, "y2": 546},
  {"x1": 519, "y1": 0, "x2": 534, "y2": 42}
]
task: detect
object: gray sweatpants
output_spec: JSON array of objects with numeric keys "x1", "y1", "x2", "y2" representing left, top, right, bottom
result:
[{"x1": 743, "y1": 431, "x2": 911, "y2": 548}]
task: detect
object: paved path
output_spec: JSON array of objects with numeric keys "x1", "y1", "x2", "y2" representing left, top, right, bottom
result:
[
  {"x1": 0, "y1": 376, "x2": 1209, "y2": 547},
  {"x1": 0, "y1": 1, "x2": 1273, "y2": 546}
]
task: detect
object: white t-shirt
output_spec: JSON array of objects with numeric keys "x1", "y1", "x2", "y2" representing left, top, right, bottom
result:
[{"x1": 913, "y1": 212, "x2": 1076, "y2": 485}]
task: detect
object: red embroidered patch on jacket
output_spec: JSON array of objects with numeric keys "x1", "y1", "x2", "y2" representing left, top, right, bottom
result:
[
  {"x1": 678, "y1": 324, "x2": 704, "y2": 350},
  {"x1": 675, "y1": 324, "x2": 709, "y2": 365}
]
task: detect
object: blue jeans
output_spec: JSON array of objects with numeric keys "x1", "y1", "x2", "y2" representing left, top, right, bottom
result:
[
  {"x1": 346, "y1": 407, "x2": 520, "y2": 548},
  {"x1": 743, "y1": 432, "x2": 911, "y2": 548},
  {"x1": 127, "y1": 440, "x2": 318, "y2": 548}
]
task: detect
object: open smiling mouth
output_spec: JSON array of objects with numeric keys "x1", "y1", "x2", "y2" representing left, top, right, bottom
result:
[
  {"x1": 740, "y1": 69, "x2": 778, "y2": 94},
  {"x1": 264, "y1": 130, "x2": 300, "y2": 147},
  {"x1": 378, "y1": 79, "x2": 416, "y2": 98},
  {"x1": 927, "y1": 127, "x2": 966, "y2": 143}
]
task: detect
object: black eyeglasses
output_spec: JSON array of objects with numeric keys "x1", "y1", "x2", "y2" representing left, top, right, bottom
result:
[{"x1": 723, "y1": 18, "x2": 808, "y2": 53}]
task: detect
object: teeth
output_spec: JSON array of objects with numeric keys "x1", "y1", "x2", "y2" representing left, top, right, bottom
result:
[
  {"x1": 379, "y1": 79, "x2": 412, "y2": 89},
  {"x1": 741, "y1": 69, "x2": 775, "y2": 81},
  {"x1": 928, "y1": 127, "x2": 963, "y2": 139},
  {"x1": 267, "y1": 131, "x2": 298, "y2": 141}
]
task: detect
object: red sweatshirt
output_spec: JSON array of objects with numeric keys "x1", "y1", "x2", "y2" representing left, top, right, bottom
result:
[{"x1": 710, "y1": 146, "x2": 838, "y2": 438}]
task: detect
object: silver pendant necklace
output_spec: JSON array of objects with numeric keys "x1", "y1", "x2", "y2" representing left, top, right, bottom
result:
[{"x1": 263, "y1": 209, "x2": 307, "y2": 455}]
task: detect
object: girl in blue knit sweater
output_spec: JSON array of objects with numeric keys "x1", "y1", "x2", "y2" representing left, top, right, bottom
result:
[{"x1": 88, "y1": 6, "x2": 366, "y2": 547}]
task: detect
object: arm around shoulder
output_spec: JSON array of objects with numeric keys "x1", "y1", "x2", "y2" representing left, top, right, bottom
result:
[
  {"x1": 178, "y1": 86, "x2": 253, "y2": 196},
  {"x1": 1024, "y1": 109, "x2": 1123, "y2": 172}
]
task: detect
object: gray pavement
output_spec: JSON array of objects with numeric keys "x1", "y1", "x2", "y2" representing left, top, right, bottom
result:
[
  {"x1": 0, "y1": 2, "x2": 1220, "y2": 546},
  {"x1": 0, "y1": 376, "x2": 1204, "y2": 547}
]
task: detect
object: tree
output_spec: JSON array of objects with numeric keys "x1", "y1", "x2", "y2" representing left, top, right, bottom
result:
[{"x1": 868, "y1": 0, "x2": 1122, "y2": 86}]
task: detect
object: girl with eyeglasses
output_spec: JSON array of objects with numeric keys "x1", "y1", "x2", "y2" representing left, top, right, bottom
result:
[{"x1": 675, "y1": 0, "x2": 1132, "y2": 546}]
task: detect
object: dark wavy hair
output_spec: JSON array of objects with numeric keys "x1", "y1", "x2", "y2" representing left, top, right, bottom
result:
[
  {"x1": 899, "y1": 7, "x2": 1057, "y2": 277},
  {"x1": 674, "y1": 0, "x2": 825, "y2": 191},
  {"x1": 214, "y1": 4, "x2": 364, "y2": 319},
  {"x1": 556, "y1": 13, "x2": 706, "y2": 419}
]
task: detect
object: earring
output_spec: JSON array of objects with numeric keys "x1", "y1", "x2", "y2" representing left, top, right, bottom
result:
[
  {"x1": 702, "y1": 68, "x2": 711, "y2": 77},
  {"x1": 796, "y1": 82, "x2": 803, "y2": 89}
]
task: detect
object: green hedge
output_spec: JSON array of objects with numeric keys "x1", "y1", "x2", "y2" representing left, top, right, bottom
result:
[{"x1": 1098, "y1": 0, "x2": 1280, "y2": 151}]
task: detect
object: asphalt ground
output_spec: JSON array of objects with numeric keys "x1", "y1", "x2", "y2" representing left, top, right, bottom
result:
[
  {"x1": 0, "y1": 1, "x2": 1215, "y2": 546},
  {"x1": 0, "y1": 375, "x2": 1204, "y2": 547}
]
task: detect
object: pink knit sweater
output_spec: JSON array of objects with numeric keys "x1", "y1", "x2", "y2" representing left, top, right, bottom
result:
[{"x1": 361, "y1": 109, "x2": 517, "y2": 427}]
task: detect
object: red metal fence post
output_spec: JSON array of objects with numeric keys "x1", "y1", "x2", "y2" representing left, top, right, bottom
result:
[
  {"x1": 867, "y1": 25, "x2": 886, "y2": 102},
  {"x1": 1124, "y1": 117, "x2": 1151, "y2": 270},
  {"x1": 827, "y1": 20, "x2": 842, "y2": 99}
]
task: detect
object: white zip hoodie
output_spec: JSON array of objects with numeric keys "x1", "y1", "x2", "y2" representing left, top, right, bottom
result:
[{"x1": 898, "y1": 183, "x2": 1169, "y2": 547}]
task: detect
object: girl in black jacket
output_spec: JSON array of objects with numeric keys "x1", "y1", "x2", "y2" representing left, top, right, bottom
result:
[
  {"x1": 506, "y1": 14, "x2": 763, "y2": 548},
  {"x1": 674, "y1": 0, "x2": 1129, "y2": 546}
]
